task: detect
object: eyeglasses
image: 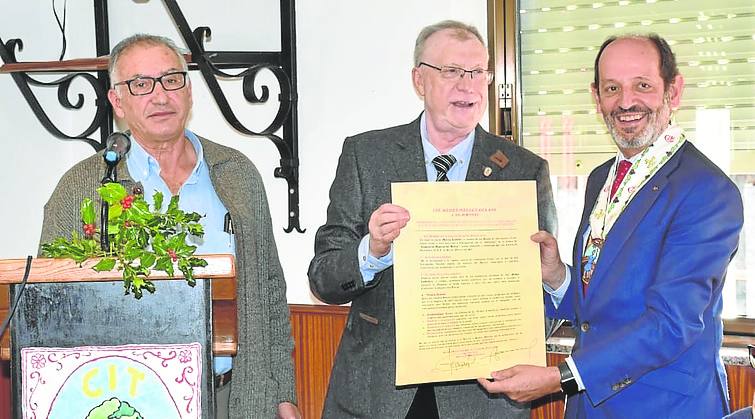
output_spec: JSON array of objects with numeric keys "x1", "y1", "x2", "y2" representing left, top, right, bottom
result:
[
  {"x1": 113, "y1": 71, "x2": 188, "y2": 96},
  {"x1": 749, "y1": 344, "x2": 754, "y2": 369},
  {"x1": 419, "y1": 62, "x2": 494, "y2": 84}
]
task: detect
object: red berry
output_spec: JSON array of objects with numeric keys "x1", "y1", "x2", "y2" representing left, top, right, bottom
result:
[
  {"x1": 121, "y1": 195, "x2": 134, "y2": 209},
  {"x1": 83, "y1": 223, "x2": 96, "y2": 238},
  {"x1": 167, "y1": 249, "x2": 178, "y2": 262}
]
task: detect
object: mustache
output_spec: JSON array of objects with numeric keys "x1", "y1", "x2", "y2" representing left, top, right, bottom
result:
[{"x1": 610, "y1": 105, "x2": 651, "y2": 118}]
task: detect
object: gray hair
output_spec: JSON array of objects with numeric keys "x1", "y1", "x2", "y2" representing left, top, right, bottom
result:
[
  {"x1": 109, "y1": 34, "x2": 188, "y2": 87},
  {"x1": 413, "y1": 20, "x2": 485, "y2": 67}
]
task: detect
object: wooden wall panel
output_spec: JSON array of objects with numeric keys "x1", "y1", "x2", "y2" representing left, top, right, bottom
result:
[
  {"x1": 727, "y1": 363, "x2": 755, "y2": 411},
  {"x1": 531, "y1": 352, "x2": 567, "y2": 419},
  {"x1": 290, "y1": 304, "x2": 349, "y2": 419}
]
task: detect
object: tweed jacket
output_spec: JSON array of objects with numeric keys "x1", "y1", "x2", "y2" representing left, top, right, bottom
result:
[
  {"x1": 547, "y1": 142, "x2": 743, "y2": 418},
  {"x1": 309, "y1": 116, "x2": 557, "y2": 418},
  {"x1": 39, "y1": 135, "x2": 296, "y2": 418}
]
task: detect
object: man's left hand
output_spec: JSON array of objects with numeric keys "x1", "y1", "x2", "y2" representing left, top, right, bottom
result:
[
  {"x1": 477, "y1": 365, "x2": 562, "y2": 403},
  {"x1": 276, "y1": 401, "x2": 301, "y2": 419}
]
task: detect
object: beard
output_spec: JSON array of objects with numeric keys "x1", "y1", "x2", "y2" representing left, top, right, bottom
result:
[{"x1": 604, "y1": 94, "x2": 672, "y2": 150}]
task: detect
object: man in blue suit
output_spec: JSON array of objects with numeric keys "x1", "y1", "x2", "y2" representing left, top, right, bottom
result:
[{"x1": 478, "y1": 34, "x2": 744, "y2": 417}]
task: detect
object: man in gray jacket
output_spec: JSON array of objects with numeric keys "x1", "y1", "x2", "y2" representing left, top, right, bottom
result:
[
  {"x1": 39, "y1": 34, "x2": 299, "y2": 419},
  {"x1": 309, "y1": 20, "x2": 556, "y2": 418}
]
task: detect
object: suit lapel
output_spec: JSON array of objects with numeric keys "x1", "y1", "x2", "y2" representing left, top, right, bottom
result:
[
  {"x1": 584, "y1": 147, "x2": 685, "y2": 303},
  {"x1": 387, "y1": 116, "x2": 427, "y2": 183},
  {"x1": 466, "y1": 127, "x2": 508, "y2": 181}
]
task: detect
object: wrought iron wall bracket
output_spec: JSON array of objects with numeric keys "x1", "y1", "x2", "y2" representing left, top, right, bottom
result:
[
  {"x1": 165, "y1": 0, "x2": 303, "y2": 233},
  {"x1": 0, "y1": 0, "x2": 303, "y2": 233},
  {"x1": 0, "y1": 38, "x2": 109, "y2": 150}
]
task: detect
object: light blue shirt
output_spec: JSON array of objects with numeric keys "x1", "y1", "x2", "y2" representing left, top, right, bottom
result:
[
  {"x1": 358, "y1": 113, "x2": 475, "y2": 284},
  {"x1": 126, "y1": 130, "x2": 234, "y2": 374}
]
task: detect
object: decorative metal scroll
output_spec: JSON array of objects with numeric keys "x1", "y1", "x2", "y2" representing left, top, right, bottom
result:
[
  {"x1": 0, "y1": 0, "x2": 303, "y2": 233},
  {"x1": 0, "y1": 38, "x2": 109, "y2": 151}
]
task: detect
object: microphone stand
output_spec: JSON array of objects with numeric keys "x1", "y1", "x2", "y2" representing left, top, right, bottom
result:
[
  {"x1": 100, "y1": 161, "x2": 118, "y2": 252},
  {"x1": 99, "y1": 131, "x2": 131, "y2": 252}
]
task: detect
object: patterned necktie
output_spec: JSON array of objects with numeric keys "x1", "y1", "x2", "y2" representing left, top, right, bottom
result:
[
  {"x1": 610, "y1": 160, "x2": 633, "y2": 199},
  {"x1": 432, "y1": 154, "x2": 457, "y2": 182}
]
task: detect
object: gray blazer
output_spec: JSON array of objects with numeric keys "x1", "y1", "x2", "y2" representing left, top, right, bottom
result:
[
  {"x1": 39, "y1": 136, "x2": 296, "y2": 418},
  {"x1": 309, "y1": 116, "x2": 557, "y2": 418}
]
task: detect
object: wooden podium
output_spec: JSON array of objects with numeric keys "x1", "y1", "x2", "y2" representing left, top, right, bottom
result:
[{"x1": 0, "y1": 255, "x2": 236, "y2": 418}]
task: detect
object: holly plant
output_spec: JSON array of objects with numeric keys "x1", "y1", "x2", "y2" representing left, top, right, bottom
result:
[{"x1": 41, "y1": 182, "x2": 208, "y2": 299}]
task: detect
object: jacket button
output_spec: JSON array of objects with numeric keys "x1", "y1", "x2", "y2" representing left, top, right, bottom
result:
[{"x1": 580, "y1": 322, "x2": 590, "y2": 332}]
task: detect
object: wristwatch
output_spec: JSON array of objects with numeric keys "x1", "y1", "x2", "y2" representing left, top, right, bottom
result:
[{"x1": 558, "y1": 362, "x2": 579, "y2": 395}]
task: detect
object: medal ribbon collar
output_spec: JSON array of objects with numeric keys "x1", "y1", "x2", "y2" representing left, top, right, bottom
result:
[{"x1": 581, "y1": 125, "x2": 686, "y2": 288}]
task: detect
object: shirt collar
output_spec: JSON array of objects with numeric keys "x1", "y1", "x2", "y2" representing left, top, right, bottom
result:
[
  {"x1": 419, "y1": 112, "x2": 475, "y2": 162},
  {"x1": 126, "y1": 130, "x2": 205, "y2": 183}
]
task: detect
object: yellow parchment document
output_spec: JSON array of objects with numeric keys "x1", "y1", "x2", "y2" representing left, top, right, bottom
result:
[{"x1": 392, "y1": 180, "x2": 545, "y2": 385}]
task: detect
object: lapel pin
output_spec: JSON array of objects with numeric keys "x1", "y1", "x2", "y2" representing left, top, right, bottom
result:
[
  {"x1": 483, "y1": 166, "x2": 492, "y2": 177},
  {"x1": 652, "y1": 185, "x2": 660, "y2": 191},
  {"x1": 489, "y1": 150, "x2": 509, "y2": 169}
]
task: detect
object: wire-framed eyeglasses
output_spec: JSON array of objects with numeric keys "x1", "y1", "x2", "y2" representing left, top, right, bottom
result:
[
  {"x1": 419, "y1": 62, "x2": 493, "y2": 84},
  {"x1": 113, "y1": 71, "x2": 188, "y2": 96}
]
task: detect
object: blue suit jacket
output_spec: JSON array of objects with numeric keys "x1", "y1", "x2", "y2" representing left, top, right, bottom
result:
[{"x1": 546, "y1": 142, "x2": 743, "y2": 418}]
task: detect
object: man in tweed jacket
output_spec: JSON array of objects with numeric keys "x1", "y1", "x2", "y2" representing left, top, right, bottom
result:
[
  {"x1": 38, "y1": 34, "x2": 299, "y2": 418},
  {"x1": 308, "y1": 21, "x2": 556, "y2": 418}
]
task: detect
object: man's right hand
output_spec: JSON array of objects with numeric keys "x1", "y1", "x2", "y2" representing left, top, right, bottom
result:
[
  {"x1": 368, "y1": 204, "x2": 410, "y2": 258},
  {"x1": 531, "y1": 231, "x2": 566, "y2": 289}
]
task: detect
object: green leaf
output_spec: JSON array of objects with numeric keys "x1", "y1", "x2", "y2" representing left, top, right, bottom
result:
[
  {"x1": 154, "y1": 256, "x2": 172, "y2": 272},
  {"x1": 92, "y1": 258, "x2": 116, "y2": 271},
  {"x1": 140, "y1": 253, "x2": 156, "y2": 269},
  {"x1": 189, "y1": 257, "x2": 208, "y2": 268},
  {"x1": 97, "y1": 183, "x2": 127, "y2": 205},
  {"x1": 107, "y1": 221, "x2": 120, "y2": 235},
  {"x1": 108, "y1": 203, "x2": 123, "y2": 220},
  {"x1": 152, "y1": 234, "x2": 167, "y2": 254},
  {"x1": 130, "y1": 200, "x2": 151, "y2": 218},
  {"x1": 80, "y1": 198, "x2": 96, "y2": 225},
  {"x1": 167, "y1": 195, "x2": 179, "y2": 214},
  {"x1": 123, "y1": 246, "x2": 142, "y2": 260},
  {"x1": 153, "y1": 191, "x2": 164, "y2": 212},
  {"x1": 188, "y1": 223, "x2": 204, "y2": 237},
  {"x1": 184, "y1": 212, "x2": 202, "y2": 223}
]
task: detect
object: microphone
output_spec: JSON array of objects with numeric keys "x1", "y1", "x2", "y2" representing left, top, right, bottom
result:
[
  {"x1": 100, "y1": 131, "x2": 131, "y2": 251},
  {"x1": 103, "y1": 131, "x2": 132, "y2": 166}
]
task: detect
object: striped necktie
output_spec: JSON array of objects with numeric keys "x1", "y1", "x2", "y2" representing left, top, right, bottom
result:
[{"x1": 432, "y1": 154, "x2": 457, "y2": 182}]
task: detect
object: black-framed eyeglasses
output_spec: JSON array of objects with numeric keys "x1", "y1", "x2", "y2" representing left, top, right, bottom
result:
[
  {"x1": 113, "y1": 71, "x2": 188, "y2": 96},
  {"x1": 419, "y1": 62, "x2": 494, "y2": 85}
]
